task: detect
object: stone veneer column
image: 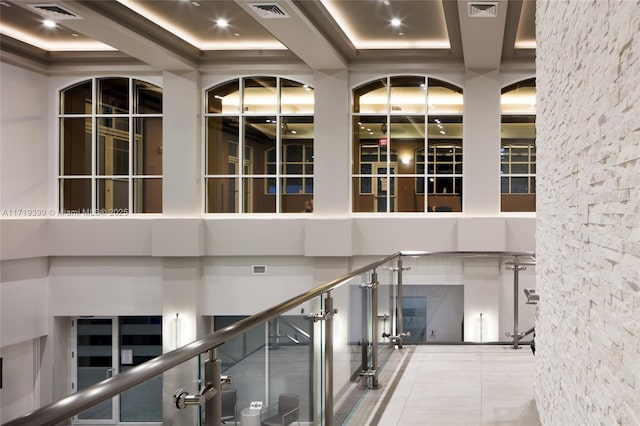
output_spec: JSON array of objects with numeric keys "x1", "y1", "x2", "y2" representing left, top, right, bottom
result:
[{"x1": 536, "y1": 1, "x2": 640, "y2": 424}]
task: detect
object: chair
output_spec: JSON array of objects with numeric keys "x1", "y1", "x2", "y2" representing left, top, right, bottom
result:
[
  {"x1": 221, "y1": 389, "x2": 237, "y2": 425},
  {"x1": 261, "y1": 393, "x2": 300, "y2": 426}
]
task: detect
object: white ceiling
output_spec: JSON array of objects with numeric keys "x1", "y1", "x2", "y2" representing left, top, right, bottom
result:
[{"x1": 0, "y1": 0, "x2": 535, "y2": 71}]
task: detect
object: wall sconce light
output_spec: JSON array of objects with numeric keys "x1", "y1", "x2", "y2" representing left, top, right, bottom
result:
[{"x1": 174, "y1": 313, "x2": 181, "y2": 349}]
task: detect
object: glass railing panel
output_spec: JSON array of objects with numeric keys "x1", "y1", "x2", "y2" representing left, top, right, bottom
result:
[
  {"x1": 330, "y1": 270, "x2": 368, "y2": 424},
  {"x1": 266, "y1": 308, "x2": 314, "y2": 424},
  {"x1": 204, "y1": 318, "x2": 267, "y2": 425},
  {"x1": 399, "y1": 252, "x2": 536, "y2": 344}
]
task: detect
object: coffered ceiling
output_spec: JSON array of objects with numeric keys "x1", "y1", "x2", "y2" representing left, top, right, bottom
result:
[{"x1": 0, "y1": 0, "x2": 535, "y2": 71}]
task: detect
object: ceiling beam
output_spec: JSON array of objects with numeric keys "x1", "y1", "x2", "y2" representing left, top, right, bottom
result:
[
  {"x1": 53, "y1": 0, "x2": 197, "y2": 71},
  {"x1": 457, "y1": 0, "x2": 508, "y2": 70},
  {"x1": 234, "y1": 0, "x2": 346, "y2": 71}
]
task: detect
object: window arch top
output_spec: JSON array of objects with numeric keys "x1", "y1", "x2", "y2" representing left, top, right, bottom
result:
[
  {"x1": 206, "y1": 77, "x2": 314, "y2": 115},
  {"x1": 353, "y1": 76, "x2": 463, "y2": 115},
  {"x1": 501, "y1": 78, "x2": 536, "y2": 115}
]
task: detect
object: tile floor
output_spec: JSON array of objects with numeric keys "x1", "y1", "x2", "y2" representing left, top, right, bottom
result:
[{"x1": 354, "y1": 345, "x2": 541, "y2": 426}]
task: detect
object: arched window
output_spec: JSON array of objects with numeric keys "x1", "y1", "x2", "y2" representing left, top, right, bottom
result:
[
  {"x1": 352, "y1": 76, "x2": 463, "y2": 213},
  {"x1": 500, "y1": 78, "x2": 536, "y2": 212},
  {"x1": 58, "y1": 78, "x2": 163, "y2": 214},
  {"x1": 205, "y1": 77, "x2": 314, "y2": 213}
]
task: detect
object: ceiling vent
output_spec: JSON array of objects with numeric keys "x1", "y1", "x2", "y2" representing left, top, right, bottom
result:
[
  {"x1": 468, "y1": 2, "x2": 498, "y2": 18},
  {"x1": 27, "y1": 3, "x2": 82, "y2": 20},
  {"x1": 249, "y1": 3, "x2": 289, "y2": 19}
]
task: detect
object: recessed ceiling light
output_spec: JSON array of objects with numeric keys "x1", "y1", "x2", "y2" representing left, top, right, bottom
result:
[
  {"x1": 191, "y1": 1, "x2": 200, "y2": 5},
  {"x1": 398, "y1": 32, "x2": 404, "y2": 36},
  {"x1": 391, "y1": 18, "x2": 402, "y2": 27},
  {"x1": 234, "y1": 33, "x2": 240, "y2": 37},
  {"x1": 43, "y1": 19, "x2": 57, "y2": 28},
  {"x1": 72, "y1": 33, "x2": 79, "y2": 37},
  {"x1": 216, "y1": 18, "x2": 228, "y2": 27}
]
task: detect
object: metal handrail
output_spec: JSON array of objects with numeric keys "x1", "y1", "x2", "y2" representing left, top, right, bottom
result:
[{"x1": 4, "y1": 252, "x2": 400, "y2": 426}]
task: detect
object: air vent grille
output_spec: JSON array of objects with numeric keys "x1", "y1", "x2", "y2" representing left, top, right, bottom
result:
[
  {"x1": 249, "y1": 3, "x2": 289, "y2": 19},
  {"x1": 252, "y1": 265, "x2": 267, "y2": 275},
  {"x1": 27, "y1": 3, "x2": 82, "y2": 20},
  {"x1": 468, "y1": 2, "x2": 498, "y2": 18}
]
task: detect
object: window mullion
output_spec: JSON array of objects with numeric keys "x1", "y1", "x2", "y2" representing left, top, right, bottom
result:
[{"x1": 92, "y1": 77, "x2": 97, "y2": 214}]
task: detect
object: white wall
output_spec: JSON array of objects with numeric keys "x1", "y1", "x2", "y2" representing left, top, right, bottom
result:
[
  {"x1": 0, "y1": 62, "x2": 48, "y2": 211},
  {"x1": 48, "y1": 257, "x2": 163, "y2": 316},
  {"x1": 0, "y1": 339, "x2": 37, "y2": 423},
  {"x1": 1, "y1": 258, "x2": 48, "y2": 347},
  {"x1": 536, "y1": 1, "x2": 640, "y2": 424}
]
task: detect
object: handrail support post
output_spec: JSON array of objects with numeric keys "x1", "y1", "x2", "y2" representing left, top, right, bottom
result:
[
  {"x1": 204, "y1": 350, "x2": 221, "y2": 426},
  {"x1": 324, "y1": 292, "x2": 334, "y2": 426}
]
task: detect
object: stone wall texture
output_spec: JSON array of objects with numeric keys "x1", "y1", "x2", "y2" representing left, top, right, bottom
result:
[{"x1": 536, "y1": 0, "x2": 640, "y2": 424}]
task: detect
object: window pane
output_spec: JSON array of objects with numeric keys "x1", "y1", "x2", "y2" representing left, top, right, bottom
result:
[
  {"x1": 244, "y1": 77, "x2": 277, "y2": 114},
  {"x1": 390, "y1": 76, "x2": 426, "y2": 114},
  {"x1": 501, "y1": 78, "x2": 536, "y2": 114},
  {"x1": 305, "y1": 178, "x2": 313, "y2": 194},
  {"x1": 134, "y1": 81, "x2": 162, "y2": 114},
  {"x1": 501, "y1": 177, "x2": 509, "y2": 193},
  {"x1": 244, "y1": 178, "x2": 275, "y2": 213},
  {"x1": 97, "y1": 178, "x2": 129, "y2": 212},
  {"x1": 99, "y1": 78, "x2": 129, "y2": 114},
  {"x1": 207, "y1": 117, "x2": 240, "y2": 175},
  {"x1": 428, "y1": 115, "x2": 463, "y2": 138},
  {"x1": 390, "y1": 116, "x2": 424, "y2": 175},
  {"x1": 246, "y1": 116, "x2": 276, "y2": 176},
  {"x1": 60, "y1": 117, "x2": 92, "y2": 175},
  {"x1": 428, "y1": 79, "x2": 463, "y2": 114},
  {"x1": 97, "y1": 118, "x2": 129, "y2": 175},
  {"x1": 281, "y1": 79, "x2": 314, "y2": 114},
  {"x1": 206, "y1": 177, "x2": 238, "y2": 213},
  {"x1": 353, "y1": 177, "x2": 372, "y2": 212},
  {"x1": 61, "y1": 81, "x2": 92, "y2": 114},
  {"x1": 133, "y1": 178, "x2": 162, "y2": 213},
  {"x1": 436, "y1": 177, "x2": 453, "y2": 194},
  {"x1": 285, "y1": 164, "x2": 303, "y2": 175},
  {"x1": 60, "y1": 179, "x2": 91, "y2": 213},
  {"x1": 284, "y1": 177, "x2": 303, "y2": 193},
  {"x1": 353, "y1": 78, "x2": 387, "y2": 114},
  {"x1": 511, "y1": 163, "x2": 529, "y2": 174},
  {"x1": 134, "y1": 118, "x2": 162, "y2": 175},
  {"x1": 285, "y1": 144, "x2": 303, "y2": 162},
  {"x1": 511, "y1": 177, "x2": 529, "y2": 193},
  {"x1": 207, "y1": 80, "x2": 239, "y2": 114},
  {"x1": 511, "y1": 147, "x2": 529, "y2": 162},
  {"x1": 436, "y1": 164, "x2": 453, "y2": 174}
]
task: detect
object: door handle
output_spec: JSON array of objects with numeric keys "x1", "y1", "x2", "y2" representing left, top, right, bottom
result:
[{"x1": 106, "y1": 368, "x2": 115, "y2": 378}]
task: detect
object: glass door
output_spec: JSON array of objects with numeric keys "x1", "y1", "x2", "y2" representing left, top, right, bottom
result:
[
  {"x1": 72, "y1": 316, "x2": 163, "y2": 425},
  {"x1": 73, "y1": 317, "x2": 117, "y2": 424}
]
